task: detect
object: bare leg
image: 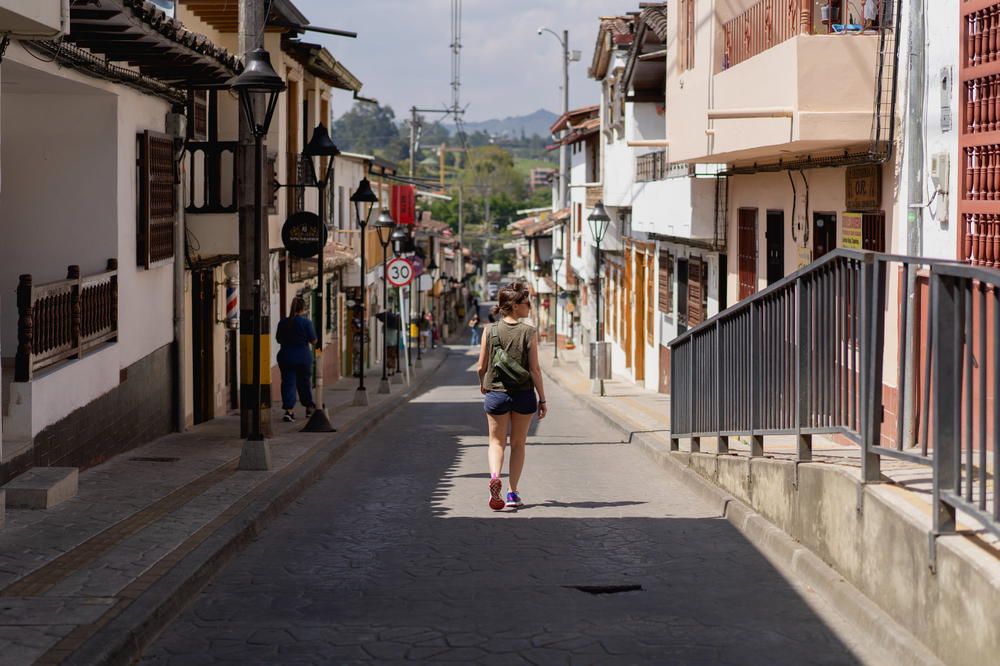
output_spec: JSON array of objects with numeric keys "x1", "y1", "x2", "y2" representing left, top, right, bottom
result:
[
  {"x1": 508, "y1": 411, "x2": 533, "y2": 491},
  {"x1": 486, "y1": 412, "x2": 510, "y2": 478}
]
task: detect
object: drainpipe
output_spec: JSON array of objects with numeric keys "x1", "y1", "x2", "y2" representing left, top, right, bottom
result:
[
  {"x1": 902, "y1": 0, "x2": 926, "y2": 448},
  {"x1": 167, "y1": 110, "x2": 187, "y2": 432}
]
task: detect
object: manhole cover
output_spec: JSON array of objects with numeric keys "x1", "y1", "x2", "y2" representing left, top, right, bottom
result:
[
  {"x1": 566, "y1": 584, "x2": 643, "y2": 595},
  {"x1": 128, "y1": 457, "x2": 180, "y2": 463}
]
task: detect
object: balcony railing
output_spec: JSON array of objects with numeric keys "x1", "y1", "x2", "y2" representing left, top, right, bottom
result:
[
  {"x1": 15, "y1": 260, "x2": 118, "y2": 382},
  {"x1": 636, "y1": 151, "x2": 668, "y2": 182},
  {"x1": 185, "y1": 141, "x2": 237, "y2": 214},
  {"x1": 722, "y1": 1, "x2": 890, "y2": 70}
]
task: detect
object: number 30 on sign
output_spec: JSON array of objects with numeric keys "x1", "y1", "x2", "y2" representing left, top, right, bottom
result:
[{"x1": 386, "y1": 258, "x2": 414, "y2": 287}]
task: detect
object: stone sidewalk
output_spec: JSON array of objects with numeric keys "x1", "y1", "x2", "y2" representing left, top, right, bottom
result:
[{"x1": 0, "y1": 346, "x2": 450, "y2": 666}]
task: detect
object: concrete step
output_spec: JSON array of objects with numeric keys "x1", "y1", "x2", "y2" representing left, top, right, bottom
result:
[{"x1": 3, "y1": 466, "x2": 78, "y2": 509}]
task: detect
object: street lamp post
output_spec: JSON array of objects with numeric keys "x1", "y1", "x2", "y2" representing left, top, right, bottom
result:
[
  {"x1": 537, "y1": 27, "x2": 579, "y2": 210},
  {"x1": 374, "y1": 209, "x2": 396, "y2": 394},
  {"x1": 551, "y1": 249, "x2": 564, "y2": 366},
  {"x1": 390, "y1": 224, "x2": 413, "y2": 370},
  {"x1": 350, "y1": 178, "x2": 379, "y2": 406},
  {"x1": 300, "y1": 124, "x2": 340, "y2": 433},
  {"x1": 231, "y1": 47, "x2": 285, "y2": 466},
  {"x1": 427, "y1": 257, "x2": 438, "y2": 349},
  {"x1": 587, "y1": 201, "x2": 611, "y2": 396}
]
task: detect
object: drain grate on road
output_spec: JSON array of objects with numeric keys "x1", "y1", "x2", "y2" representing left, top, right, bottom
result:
[
  {"x1": 566, "y1": 584, "x2": 643, "y2": 595},
  {"x1": 128, "y1": 457, "x2": 180, "y2": 463}
]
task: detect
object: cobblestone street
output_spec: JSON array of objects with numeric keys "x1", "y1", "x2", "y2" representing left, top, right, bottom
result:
[{"x1": 142, "y1": 347, "x2": 882, "y2": 664}]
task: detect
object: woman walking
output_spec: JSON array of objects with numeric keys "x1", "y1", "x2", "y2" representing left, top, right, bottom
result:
[
  {"x1": 468, "y1": 312, "x2": 482, "y2": 346},
  {"x1": 276, "y1": 296, "x2": 317, "y2": 422},
  {"x1": 476, "y1": 282, "x2": 547, "y2": 510}
]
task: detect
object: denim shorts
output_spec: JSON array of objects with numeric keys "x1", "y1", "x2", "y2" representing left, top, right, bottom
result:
[{"x1": 483, "y1": 389, "x2": 537, "y2": 415}]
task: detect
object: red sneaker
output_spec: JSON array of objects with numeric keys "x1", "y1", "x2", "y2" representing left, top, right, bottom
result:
[{"x1": 488, "y1": 478, "x2": 505, "y2": 511}]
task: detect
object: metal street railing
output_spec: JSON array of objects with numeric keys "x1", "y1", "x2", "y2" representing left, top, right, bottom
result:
[{"x1": 669, "y1": 249, "x2": 1000, "y2": 549}]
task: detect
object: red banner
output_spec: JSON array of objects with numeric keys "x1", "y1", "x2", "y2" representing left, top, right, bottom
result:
[{"x1": 391, "y1": 184, "x2": 416, "y2": 224}]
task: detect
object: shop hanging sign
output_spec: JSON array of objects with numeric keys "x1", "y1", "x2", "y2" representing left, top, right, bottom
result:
[
  {"x1": 845, "y1": 165, "x2": 881, "y2": 211},
  {"x1": 281, "y1": 211, "x2": 327, "y2": 259},
  {"x1": 841, "y1": 213, "x2": 863, "y2": 249}
]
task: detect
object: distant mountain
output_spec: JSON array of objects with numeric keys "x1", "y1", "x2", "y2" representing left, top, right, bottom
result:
[{"x1": 447, "y1": 109, "x2": 560, "y2": 139}]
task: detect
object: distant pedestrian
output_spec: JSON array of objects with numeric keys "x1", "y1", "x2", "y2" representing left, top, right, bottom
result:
[
  {"x1": 468, "y1": 312, "x2": 481, "y2": 346},
  {"x1": 276, "y1": 296, "x2": 316, "y2": 422},
  {"x1": 476, "y1": 282, "x2": 547, "y2": 511},
  {"x1": 419, "y1": 311, "x2": 432, "y2": 351}
]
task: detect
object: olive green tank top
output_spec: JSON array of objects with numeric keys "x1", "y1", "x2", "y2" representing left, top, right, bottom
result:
[{"x1": 484, "y1": 320, "x2": 534, "y2": 392}]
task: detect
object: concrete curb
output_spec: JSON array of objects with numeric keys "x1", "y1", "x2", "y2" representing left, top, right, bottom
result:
[
  {"x1": 543, "y1": 364, "x2": 944, "y2": 666},
  {"x1": 66, "y1": 350, "x2": 452, "y2": 666}
]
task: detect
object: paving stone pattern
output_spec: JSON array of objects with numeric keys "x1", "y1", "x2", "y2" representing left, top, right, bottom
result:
[{"x1": 144, "y1": 347, "x2": 883, "y2": 665}]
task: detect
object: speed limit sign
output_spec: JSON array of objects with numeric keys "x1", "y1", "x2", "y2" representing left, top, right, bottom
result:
[{"x1": 386, "y1": 258, "x2": 414, "y2": 287}]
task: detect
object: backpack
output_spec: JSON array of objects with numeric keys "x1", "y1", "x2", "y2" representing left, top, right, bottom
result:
[{"x1": 490, "y1": 324, "x2": 531, "y2": 387}]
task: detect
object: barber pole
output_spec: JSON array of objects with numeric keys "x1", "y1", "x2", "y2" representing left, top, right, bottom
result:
[{"x1": 226, "y1": 280, "x2": 238, "y2": 328}]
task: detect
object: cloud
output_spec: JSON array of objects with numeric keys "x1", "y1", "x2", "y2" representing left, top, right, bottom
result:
[{"x1": 295, "y1": 0, "x2": 637, "y2": 123}]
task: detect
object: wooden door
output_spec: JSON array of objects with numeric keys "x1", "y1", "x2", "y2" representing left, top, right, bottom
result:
[
  {"x1": 624, "y1": 248, "x2": 633, "y2": 370},
  {"x1": 192, "y1": 269, "x2": 215, "y2": 424},
  {"x1": 634, "y1": 251, "x2": 646, "y2": 382},
  {"x1": 738, "y1": 208, "x2": 758, "y2": 299}
]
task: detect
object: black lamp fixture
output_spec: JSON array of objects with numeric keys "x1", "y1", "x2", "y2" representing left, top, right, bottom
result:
[
  {"x1": 551, "y1": 249, "x2": 565, "y2": 363},
  {"x1": 230, "y1": 48, "x2": 286, "y2": 139},
  {"x1": 427, "y1": 257, "x2": 439, "y2": 276},
  {"x1": 351, "y1": 178, "x2": 378, "y2": 229},
  {"x1": 390, "y1": 224, "x2": 411, "y2": 257},
  {"x1": 374, "y1": 209, "x2": 396, "y2": 393},
  {"x1": 230, "y1": 47, "x2": 286, "y2": 447},
  {"x1": 587, "y1": 201, "x2": 611, "y2": 244},
  {"x1": 349, "y1": 178, "x2": 379, "y2": 404},
  {"x1": 303, "y1": 123, "x2": 340, "y2": 186}
]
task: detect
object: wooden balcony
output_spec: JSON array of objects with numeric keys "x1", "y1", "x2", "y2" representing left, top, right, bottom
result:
[
  {"x1": 15, "y1": 261, "x2": 118, "y2": 382},
  {"x1": 635, "y1": 151, "x2": 668, "y2": 182}
]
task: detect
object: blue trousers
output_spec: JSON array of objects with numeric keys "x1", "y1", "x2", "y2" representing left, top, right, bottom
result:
[
  {"x1": 470, "y1": 327, "x2": 482, "y2": 346},
  {"x1": 279, "y1": 362, "x2": 315, "y2": 411}
]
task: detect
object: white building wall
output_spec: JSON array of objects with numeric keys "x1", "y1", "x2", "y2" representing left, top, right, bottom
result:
[{"x1": 894, "y1": 1, "x2": 960, "y2": 259}]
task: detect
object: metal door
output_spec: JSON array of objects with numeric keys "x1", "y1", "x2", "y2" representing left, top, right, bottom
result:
[
  {"x1": 813, "y1": 212, "x2": 838, "y2": 259},
  {"x1": 737, "y1": 208, "x2": 758, "y2": 299},
  {"x1": 766, "y1": 210, "x2": 785, "y2": 285}
]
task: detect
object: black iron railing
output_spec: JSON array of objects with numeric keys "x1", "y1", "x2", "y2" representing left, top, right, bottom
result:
[{"x1": 669, "y1": 249, "x2": 1000, "y2": 551}]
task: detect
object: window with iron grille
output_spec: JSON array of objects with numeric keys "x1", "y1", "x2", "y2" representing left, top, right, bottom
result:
[
  {"x1": 137, "y1": 130, "x2": 176, "y2": 267},
  {"x1": 862, "y1": 211, "x2": 886, "y2": 252},
  {"x1": 658, "y1": 251, "x2": 673, "y2": 314}
]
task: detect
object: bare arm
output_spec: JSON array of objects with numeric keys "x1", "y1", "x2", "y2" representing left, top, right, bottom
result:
[
  {"x1": 528, "y1": 332, "x2": 547, "y2": 419},
  {"x1": 476, "y1": 323, "x2": 491, "y2": 394}
]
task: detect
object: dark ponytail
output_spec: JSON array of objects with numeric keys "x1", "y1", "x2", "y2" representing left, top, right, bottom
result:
[
  {"x1": 493, "y1": 281, "x2": 529, "y2": 318},
  {"x1": 289, "y1": 296, "x2": 306, "y2": 319}
]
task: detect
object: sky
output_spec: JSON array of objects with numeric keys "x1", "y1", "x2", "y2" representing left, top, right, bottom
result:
[{"x1": 295, "y1": 0, "x2": 638, "y2": 123}]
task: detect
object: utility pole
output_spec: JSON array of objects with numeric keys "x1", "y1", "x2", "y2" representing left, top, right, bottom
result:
[
  {"x1": 238, "y1": 0, "x2": 271, "y2": 442},
  {"x1": 902, "y1": 0, "x2": 926, "y2": 449},
  {"x1": 560, "y1": 29, "x2": 569, "y2": 210}
]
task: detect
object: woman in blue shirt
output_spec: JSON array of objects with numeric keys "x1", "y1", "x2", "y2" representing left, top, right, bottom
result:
[{"x1": 275, "y1": 296, "x2": 317, "y2": 422}]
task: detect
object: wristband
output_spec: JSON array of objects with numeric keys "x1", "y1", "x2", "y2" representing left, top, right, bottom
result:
[{"x1": 538, "y1": 400, "x2": 546, "y2": 404}]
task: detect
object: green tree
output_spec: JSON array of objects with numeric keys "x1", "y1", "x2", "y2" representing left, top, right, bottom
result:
[{"x1": 332, "y1": 102, "x2": 399, "y2": 154}]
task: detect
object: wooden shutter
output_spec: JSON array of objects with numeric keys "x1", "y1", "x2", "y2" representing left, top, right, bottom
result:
[
  {"x1": 737, "y1": 208, "x2": 758, "y2": 300},
  {"x1": 138, "y1": 130, "x2": 176, "y2": 267},
  {"x1": 658, "y1": 251, "x2": 673, "y2": 313},
  {"x1": 688, "y1": 256, "x2": 706, "y2": 326}
]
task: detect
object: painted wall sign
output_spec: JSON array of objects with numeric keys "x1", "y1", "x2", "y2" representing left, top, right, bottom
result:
[
  {"x1": 281, "y1": 211, "x2": 326, "y2": 259},
  {"x1": 841, "y1": 213, "x2": 863, "y2": 249},
  {"x1": 845, "y1": 165, "x2": 882, "y2": 210}
]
